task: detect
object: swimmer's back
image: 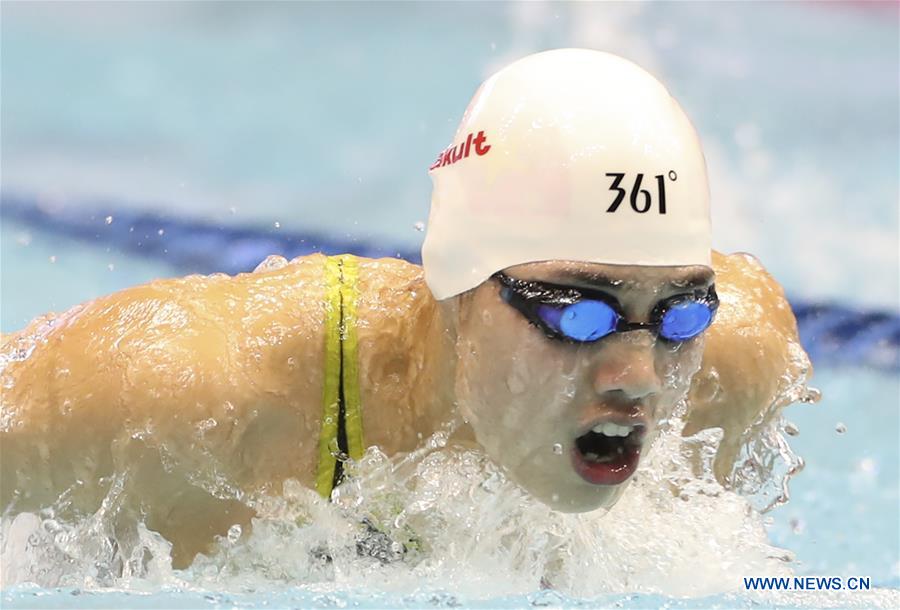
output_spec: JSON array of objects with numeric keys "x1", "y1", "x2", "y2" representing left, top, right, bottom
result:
[
  {"x1": 1, "y1": 255, "x2": 335, "y2": 510},
  {"x1": 0, "y1": 254, "x2": 446, "y2": 514}
]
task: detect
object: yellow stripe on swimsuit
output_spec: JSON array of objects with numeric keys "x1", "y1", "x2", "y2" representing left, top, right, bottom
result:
[
  {"x1": 315, "y1": 254, "x2": 366, "y2": 499},
  {"x1": 338, "y1": 255, "x2": 365, "y2": 463}
]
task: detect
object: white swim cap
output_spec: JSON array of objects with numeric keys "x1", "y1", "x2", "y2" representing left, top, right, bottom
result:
[{"x1": 421, "y1": 48, "x2": 712, "y2": 300}]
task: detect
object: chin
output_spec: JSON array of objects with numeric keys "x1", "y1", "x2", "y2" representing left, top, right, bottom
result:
[{"x1": 524, "y1": 477, "x2": 631, "y2": 513}]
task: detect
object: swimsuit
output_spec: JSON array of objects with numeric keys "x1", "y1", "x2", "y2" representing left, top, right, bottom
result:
[{"x1": 315, "y1": 254, "x2": 366, "y2": 498}]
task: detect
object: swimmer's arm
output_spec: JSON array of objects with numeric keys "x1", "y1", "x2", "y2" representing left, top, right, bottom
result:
[
  {"x1": 683, "y1": 251, "x2": 813, "y2": 486},
  {"x1": 0, "y1": 255, "x2": 330, "y2": 513}
]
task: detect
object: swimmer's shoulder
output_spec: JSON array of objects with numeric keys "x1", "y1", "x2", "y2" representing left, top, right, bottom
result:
[
  {"x1": 245, "y1": 252, "x2": 428, "y2": 302},
  {"x1": 687, "y1": 251, "x2": 812, "y2": 484},
  {"x1": 699, "y1": 251, "x2": 808, "y2": 410},
  {"x1": 0, "y1": 254, "x2": 337, "y2": 413},
  {"x1": 351, "y1": 256, "x2": 434, "y2": 356},
  {"x1": 710, "y1": 250, "x2": 799, "y2": 336},
  {"x1": 354, "y1": 256, "x2": 431, "y2": 309}
]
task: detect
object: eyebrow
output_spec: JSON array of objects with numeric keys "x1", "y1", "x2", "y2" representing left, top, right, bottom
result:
[{"x1": 547, "y1": 269, "x2": 712, "y2": 291}]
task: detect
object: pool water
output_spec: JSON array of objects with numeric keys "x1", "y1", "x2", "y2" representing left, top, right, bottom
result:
[
  {"x1": 1, "y1": 1, "x2": 898, "y2": 608},
  {"x1": 1, "y1": 369, "x2": 897, "y2": 608},
  {"x1": 2, "y1": 1, "x2": 897, "y2": 324}
]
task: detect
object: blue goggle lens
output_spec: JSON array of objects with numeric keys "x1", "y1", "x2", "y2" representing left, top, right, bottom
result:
[
  {"x1": 535, "y1": 298, "x2": 714, "y2": 343},
  {"x1": 537, "y1": 300, "x2": 618, "y2": 342},
  {"x1": 659, "y1": 300, "x2": 714, "y2": 341}
]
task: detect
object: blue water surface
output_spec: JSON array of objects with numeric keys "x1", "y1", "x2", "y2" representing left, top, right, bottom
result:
[{"x1": 1, "y1": 1, "x2": 897, "y2": 608}]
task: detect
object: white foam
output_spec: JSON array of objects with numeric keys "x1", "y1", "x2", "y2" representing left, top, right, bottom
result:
[{"x1": 1, "y1": 397, "x2": 884, "y2": 607}]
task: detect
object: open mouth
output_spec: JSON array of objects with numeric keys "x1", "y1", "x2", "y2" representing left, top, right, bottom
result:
[{"x1": 571, "y1": 421, "x2": 646, "y2": 486}]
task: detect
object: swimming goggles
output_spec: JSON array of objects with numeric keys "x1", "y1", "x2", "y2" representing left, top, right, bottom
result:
[{"x1": 493, "y1": 272, "x2": 719, "y2": 344}]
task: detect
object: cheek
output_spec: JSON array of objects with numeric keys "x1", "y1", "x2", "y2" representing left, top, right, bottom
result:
[
  {"x1": 657, "y1": 338, "x2": 705, "y2": 381},
  {"x1": 456, "y1": 317, "x2": 579, "y2": 447},
  {"x1": 653, "y1": 338, "x2": 706, "y2": 414}
]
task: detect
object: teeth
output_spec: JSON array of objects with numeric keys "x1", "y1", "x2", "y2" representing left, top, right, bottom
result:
[
  {"x1": 583, "y1": 452, "x2": 614, "y2": 464},
  {"x1": 592, "y1": 422, "x2": 633, "y2": 437}
]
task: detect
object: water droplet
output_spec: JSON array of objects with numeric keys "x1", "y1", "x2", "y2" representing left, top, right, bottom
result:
[
  {"x1": 196, "y1": 418, "x2": 217, "y2": 434},
  {"x1": 413, "y1": 221, "x2": 425, "y2": 232},
  {"x1": 835, "y1": 422, "x2": 847, "y2": 434},
  {"x1": 227, "y1": 524, "x2": 242, "y2": 544},
  {"x1": 800, "y1": 387, "x2": 822, "y2": 404},
  {"x1": 273, "y1": 221, "x2": 281, "y2": 229},
  {"x1": 107, "y1": 263, "x2": 115, "y2": 271},
  {"x1": 105, "y1": 215, "x2": 113, "y2": 225},
  {"x1": 783, "y1": 421, "x2": 799, "y2": 436},
  {"x1": 552, "y1": 443, "x2": 563, "y2": 455},
  {"x1": 49, "y1": 255, "x2": 57, "y2": 263},
  {"x1": 229, "y1": 206, "x2": 237, "y2": 215},
  {"x1": 254, "y1": 255, "x2": 288, "y2": 272},
  {"x1": 426, "y1": 431, "x2": 449, "y2": 449},
  {"x1": 480, "y1": 471, "x2": 503, "y2": 493},
  {"x1": 157, "y1": 229, "x2": 165, "y2": 236},
  {"x1": 789, "y1": 518, "x2": 805, "y2": 534}
]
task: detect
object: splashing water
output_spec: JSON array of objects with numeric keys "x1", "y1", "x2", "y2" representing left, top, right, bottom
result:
[
  {"x1": 2, "y1": 416, "x2": 897, "y2": 607},
  {"x1": 0, "y1": 394, "x2": 861, "y2": 603},
  {"x1": 2, "y1": 315, "x2": 896, "y2": 608},
  {"x1": 723, "y1": 341, "x2": 814, "y2": 513}
]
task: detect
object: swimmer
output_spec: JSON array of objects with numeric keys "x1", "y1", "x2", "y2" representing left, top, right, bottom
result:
[{"x1": 0, "y1": 49, "x2": 810, "y2": 567}]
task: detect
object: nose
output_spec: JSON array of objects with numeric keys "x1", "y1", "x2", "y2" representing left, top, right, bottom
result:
[{"x1": 591, "y1": 331, "x2": 662, "y2": 400}]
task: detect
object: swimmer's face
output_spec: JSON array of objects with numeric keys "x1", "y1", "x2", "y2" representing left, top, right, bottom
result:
[{"x1": 452, "y1": 261, "x2": 714, "y2": 512}]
